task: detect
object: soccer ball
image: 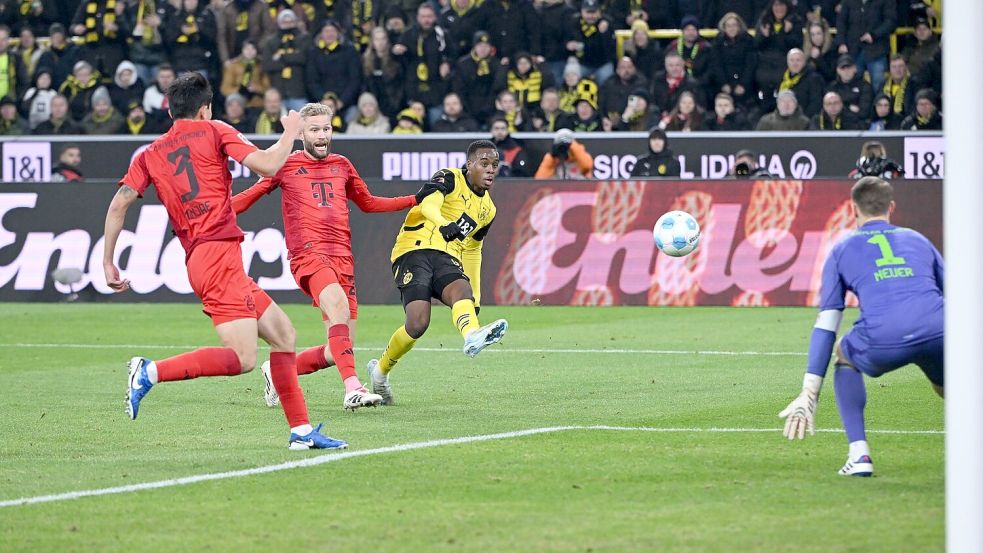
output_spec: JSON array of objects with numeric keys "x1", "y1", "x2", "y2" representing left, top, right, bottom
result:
[{"x1": 653, "y1": 210, "x2": 701, "y2": 257}]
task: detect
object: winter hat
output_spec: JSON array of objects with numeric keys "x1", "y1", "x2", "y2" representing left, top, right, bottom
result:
[
  {"x1": 648, "y1": 126, "x2": 667, "y2": 142},
  {"x1": 563, "y1": 57, "x2": 582, "y2": 78},
  {"x1": 357, "y1": 92, "x2": 378, "y2": 110},
  {"x1": 680, "y1": 15, "x2": 700, "y2": 30},
  {"x1": 397, "y1": 107, "x2": 422, "y2": 126},
  {"x1": 276, "y1": 9, "x2": 297, "y2": 25},
  {"x1": 225, "y1": 93, "x2": 246, "y2": 109},
  {"x1": 91, "y1": 86, "x2": 111, "y2": 107},
  {"x1": 630, "y1": 19, "x2": 650, "y2": 34}
]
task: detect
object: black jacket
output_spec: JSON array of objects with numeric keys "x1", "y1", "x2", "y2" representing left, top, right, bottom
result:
[
  {"x1": 562, "y1": 14, "x2": 616, "y2": 69},
  {"x1": 162, "y1": 6, "x2": 217, "y2": 74},
  {"x1": 306, "y1": 40, "x2": 362, "y2": 108},
  {"x1": 809, "y1": 110, "x2": 864, "y2": 130},
  {"x1": 474, "y1": 0, "x2": 541, "y2": 60},
  {"x1": 899, "y1": 111, "x2": 942, "y2": 131},
  {"x1": 827, "y1": 74, "x2": 873, "y2": 120},
  {"x1": 33, "y1": 117, "x2": 82, "y2": 135},
  {"x1": 432, "y1": 114, "x2": 480, "y2": 132},
  {"x1": 836, "y1": 0, "x2": 897, "y2": 61},
  {"x1": 539, "y1": 1, "x2": 575, "y2": 62},
  {"x1": 710, "y1": 32, "x2": 756, "y2": 94},
  {"x1": 650, "y1": 71, "x2": 703, "y2": 115},
  {"x1": 701, "y1": 110, "x2": 750, "y2": 131},
  {"x1": 395, "y1": 24, "x2": 452, "y2": 107},
  {"x1": 452, "y1": 52, "x2": 499, "y2": 126},
  {"x1": 631, "y1": 148, "x2": 680, "y2": 177},
  {"x1": 783, "y1": 67, "x2": 825, "y2": 117},
  {"x1": 598, "y1": 72, "x2": 648, "y2": 121}
]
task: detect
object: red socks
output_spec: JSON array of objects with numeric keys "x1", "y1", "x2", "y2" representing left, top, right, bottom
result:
[
  {"x1": 269, "y1": 351, "x2": 309, "y2": 428},
  {"x1": 156, "y1": 347, "x2": 241, "y2": 382},
  {"x1": 296, "y1": 345, "x2": 328, "y2": 375},
  {"x1": 328, "y1": 324, "x2": 357, "y2": 382}
]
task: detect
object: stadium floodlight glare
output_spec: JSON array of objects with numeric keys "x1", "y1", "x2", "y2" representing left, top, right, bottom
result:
[{"x1": 944, "y1": 3, "x2": 983, "y2": 551}]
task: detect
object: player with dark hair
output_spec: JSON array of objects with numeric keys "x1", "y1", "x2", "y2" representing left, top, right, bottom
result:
[
  {"x1": 103, "y1": 72, "x2": 347, "y2": 450},
  {"x1": 367, "y1": 139, "x2": 509, "y2": 405},
  {"x1": 233, "y1": 102, "x2": 422, "y2": 411},
  {"x1": 779, "y1": 176, "x2": 944, "y2": 476}
]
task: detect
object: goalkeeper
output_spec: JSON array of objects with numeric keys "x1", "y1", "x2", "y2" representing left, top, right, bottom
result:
[
  {"x1": 366, "y1": 140, "x2": 509, "y2": 405},
  {"x1": 779, "y1": 177, "x2": 944, "y2": 477}
]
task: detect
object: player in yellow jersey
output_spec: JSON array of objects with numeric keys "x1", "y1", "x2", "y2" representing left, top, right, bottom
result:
[{"x1": 366, "y1": 139, "x2": 509, "y2": 404}]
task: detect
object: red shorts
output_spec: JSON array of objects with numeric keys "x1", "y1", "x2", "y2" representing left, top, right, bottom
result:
[
  {"x1": 186, "y1": 240, "x2": 272, "y2": 326},
  {"x1": 290, "y1": 253, "x2": 358, "y2": 320}
]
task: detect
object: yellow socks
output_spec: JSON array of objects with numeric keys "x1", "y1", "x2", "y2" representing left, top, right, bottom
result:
[
  {"x1": 378, "y1": 326, "x2": 416, "y2": 374},
  {"x1": 452, "y1": 299, "x2": 480, "y2": 338}
]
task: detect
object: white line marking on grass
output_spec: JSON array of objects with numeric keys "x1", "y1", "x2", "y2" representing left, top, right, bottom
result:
[
  {"x1": 0, "y1": 425, "x2": 942, "y2": 509},
  {"x1": 1, "y1": 343, "x2": 807, "y2": 356}
]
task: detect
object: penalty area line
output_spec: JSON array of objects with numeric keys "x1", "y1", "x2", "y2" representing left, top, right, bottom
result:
[
  {"x1": 0, "y1": 425, "x2": 942, "y2": 509},
  {"x1": 0, "y1": 343, "x2": 807, "y2": 356}
]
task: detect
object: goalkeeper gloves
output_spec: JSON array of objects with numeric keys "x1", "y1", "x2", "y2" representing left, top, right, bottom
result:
[
  {"x1": 778, "y1": 373, "x2": 823, "y2": 440},
  {"x1": 439, "y1": 221, "x2": 466, "y2": 242}
]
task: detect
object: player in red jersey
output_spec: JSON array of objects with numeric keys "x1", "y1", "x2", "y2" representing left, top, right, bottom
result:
[
  {"x1": 102, "y1": 73, "x2": 346, "y2": 450},
  {"x1": 233, "y1": 102, "x2": 422, "y2": 411}
]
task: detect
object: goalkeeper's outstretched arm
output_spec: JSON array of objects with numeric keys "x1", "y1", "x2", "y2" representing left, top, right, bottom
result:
[{"x1": 779, "y1": 308, "x2": 844, "y2": 440}]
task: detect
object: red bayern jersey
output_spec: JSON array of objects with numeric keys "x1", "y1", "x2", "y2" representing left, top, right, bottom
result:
[
  {"x1": 233, "y1": 151, "x2": 416, "y2": 258},
  {"x1": 120, "y1": 119, "x2": 258, "y2": 255}
]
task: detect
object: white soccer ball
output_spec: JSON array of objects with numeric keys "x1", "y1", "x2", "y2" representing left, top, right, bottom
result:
[{"x1": 653, "y1": 210, "x2": 701, "y2": 257}]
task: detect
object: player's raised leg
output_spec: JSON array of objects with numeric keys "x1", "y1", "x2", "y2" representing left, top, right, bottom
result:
[
  {"x1": 257, "y1": 301, "x2": 347, "y2": 450},
  {"x1": 369, "y1": 298, "x2": 431, "y2": 405},
  {"x1": 441, "y1": 280, "x2": 508, "y2": 358}
]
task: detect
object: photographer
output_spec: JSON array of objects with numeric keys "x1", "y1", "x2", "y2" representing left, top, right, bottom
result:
[
  {"x1": 732, "y1": 149, "x2": 777, "y2": 178},
  {"x1": 848, "y1": 141, "x2": 903, "y2": 179},
  {"x1": 630, "y1": 127, "x2": 680, "y2": 177},
  {"x1": 535, "y1": 128, "x2": 594, "y2": 179}
]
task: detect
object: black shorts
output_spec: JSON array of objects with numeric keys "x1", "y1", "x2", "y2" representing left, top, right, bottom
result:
[{"x1": 392, "y1": 249, "x2": 469, "y2": 307}]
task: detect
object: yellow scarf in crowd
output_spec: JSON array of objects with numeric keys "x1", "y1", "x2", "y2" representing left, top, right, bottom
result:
[
  {"x1": 883, "y1": 73, "x2": 909, "y2": 115},
  {"x1": 779, "y1": 70, "x2": 803, "y2": 92}
]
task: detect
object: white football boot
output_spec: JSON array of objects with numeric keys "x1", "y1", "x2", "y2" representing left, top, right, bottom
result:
[
  {"x1": 260, "y1": 360, "x2": 279, "y2": 408},
  {"x1": 463, "y1": 319, "x2": 509, "y2": 358},
  {"x1": 343, "y1": 387, "x2": 384, "y2": 411},
  {"x1": 367, "y1": 359, "x2": 394, "y2": 405},
  {"x1": 838, "y1": 455, "x2": 874, "y2": 477}
]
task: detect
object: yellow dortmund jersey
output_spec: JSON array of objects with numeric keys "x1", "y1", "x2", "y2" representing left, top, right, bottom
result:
[{"x1": 391, "y1": 168, "x2": 496, "y2": 303}]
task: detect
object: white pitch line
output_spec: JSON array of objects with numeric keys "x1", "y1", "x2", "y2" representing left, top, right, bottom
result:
[
  {"x1": 0, "y1": 425, "x2": 942, "y2": 509},
  {"x1": 0, "y1": 343, "x2": 807, "y2": 356}
]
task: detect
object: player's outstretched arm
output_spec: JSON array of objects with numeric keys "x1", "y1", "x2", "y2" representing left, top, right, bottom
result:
[
  {"x1": 103, "y1": 185, "x2": 140, "y2": 293},
  {"x1": 778, "y1": 308, "x2": 843, "y2": 439},
  {"x1": 232, "y1": 177, "x2": 278, "y2": 214},
  {"x1": 241, "y1": 110, "x2": 303, "y2": 177},
  {"x1": 347, "y1": 163, "x2": 417, "y2": 213}
]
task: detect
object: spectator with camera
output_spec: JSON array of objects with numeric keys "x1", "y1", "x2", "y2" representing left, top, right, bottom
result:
[
  {"x1": 535, "y1": 128, "x2": 593, "y2": 179},
  {"x1": 630, "y1": 127, "x2": 680, "y2": 178},
  {"x1": 899, "y1": 88, "x2": 942, "y2": 131},
  {"x1": 848, "y1": 140, "x2": 903, "y2": 179},
  {"x1": 731, "y1": 149, "x2": 776, "y2": 178},
  {"x1": 599, "y1": 57, "x2": 647, "y2": 129},
  {"x1": 612, "y1": 88, "x2": 659, "y2": 132}
]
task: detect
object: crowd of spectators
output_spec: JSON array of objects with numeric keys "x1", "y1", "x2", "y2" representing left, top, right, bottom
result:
[{"x1": 0, "y1": 0, "x2": 943, "y2": 137}]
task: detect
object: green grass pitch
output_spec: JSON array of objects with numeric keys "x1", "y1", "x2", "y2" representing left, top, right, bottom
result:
[{"x1": 0, "y1": 303, "x2": 942, "y2": 552}]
